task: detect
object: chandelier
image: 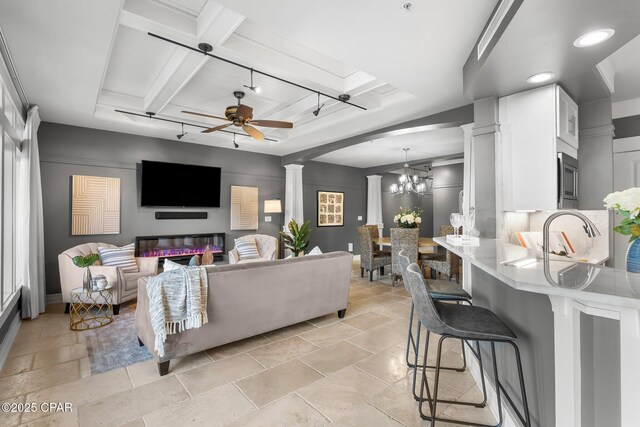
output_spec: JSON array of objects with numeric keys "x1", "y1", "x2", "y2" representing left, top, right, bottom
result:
[{"x1": 389, "y1": 148, "x2": 433, "y2": 196}]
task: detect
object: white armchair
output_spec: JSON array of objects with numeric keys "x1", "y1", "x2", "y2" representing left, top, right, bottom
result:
[
  {"x1": 228, "y1": 234, "x2": 279, "y2": 264},
  {"x1": 58, "y1": 243, "x2": 158, "y2": 314}
]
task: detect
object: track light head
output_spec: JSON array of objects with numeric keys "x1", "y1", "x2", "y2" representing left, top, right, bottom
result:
[
  {"x1": 312, "y1": 104, "x2": 324, "y2": 117},
  {"x1": 234, "y1": 142, "x2": 239, "y2": 149},
  {"x1": 243, "y1": 69, "x2": 262, "y2": 94},
  {"x1": 177, "y1": 123, "x2": 186, "y2": 139},
  {"x1": 177, "y1": 133, "x2": 184, "y2": 139}
]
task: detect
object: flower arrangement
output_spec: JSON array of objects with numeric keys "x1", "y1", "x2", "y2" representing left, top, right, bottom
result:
[
  {"x1": 394, "y1": 207, "x2": 422, "y2": 229},
  {"x1": 603, "y1": 187, "x2": 640, "y2": 241}
]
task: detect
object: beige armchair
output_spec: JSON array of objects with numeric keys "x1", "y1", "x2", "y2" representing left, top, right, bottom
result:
[
  {"x1": 228, "y1": 234, "x2": 278, "y2": 264},
  {"x1": 58, "y1": 243, "x2": 158, "y2": 315}
]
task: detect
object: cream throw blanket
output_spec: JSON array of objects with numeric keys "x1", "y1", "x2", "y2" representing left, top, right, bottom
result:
[{"x1": 146, "y1": 266, "x2": 208, "y2": 357}]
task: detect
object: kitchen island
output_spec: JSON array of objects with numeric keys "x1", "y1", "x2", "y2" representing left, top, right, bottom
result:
[{"x1": 435, "y1": 237, "x2": 639, "y2": 427}]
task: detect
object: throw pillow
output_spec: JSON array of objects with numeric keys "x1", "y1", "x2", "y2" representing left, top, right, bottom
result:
[
  {"x1": 234, "y1": 238, "x2": 261, "y2": 260},
  {"x1": 188, "y1": 255, "x2": 201, "y2": 267},
  {"x1": 163, "y1": 258, "x2": 184, "y2": 271},
  {"x1": 308, "y1": 246, "x2": 323, "y2": 256},
  {"x1": 98, "y1": 243, "x2": 139, "y2": 273}
]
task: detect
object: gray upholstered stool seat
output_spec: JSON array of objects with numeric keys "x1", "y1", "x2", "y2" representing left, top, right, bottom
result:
[
  {"x1": 404, "y1": 261, "x2": 531, "y2": 427},
  {"x1": 435, "y1": 301, "x2": 517, "y2": 341},
  {"x1": 428, "y1": 280, "x2": 471, "y2": 301}
]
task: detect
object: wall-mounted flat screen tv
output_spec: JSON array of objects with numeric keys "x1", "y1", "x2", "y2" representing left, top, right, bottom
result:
[{"x1": 141, "y1": 160, "x2": 221, "y2": 207}]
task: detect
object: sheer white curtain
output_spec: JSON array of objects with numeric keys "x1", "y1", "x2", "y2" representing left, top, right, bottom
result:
[{"x1": 16, "y1": 106, "x2": 45, "y2": 319}]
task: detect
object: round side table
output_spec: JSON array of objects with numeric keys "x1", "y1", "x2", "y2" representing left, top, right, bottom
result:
[{"x1": 69, "y1": 285, "x2": 114, "y2": 331}]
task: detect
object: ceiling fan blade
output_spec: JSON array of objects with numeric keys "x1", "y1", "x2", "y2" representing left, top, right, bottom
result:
[
  {"x1": 202, "y1": 123, "x2": 233, "y2": 134},
  {"x1": 236, "y1": 104, "x2": 253, "y2": 121},
  {"x1": 249, "y1": 120, "x2": 293, "y2": 129},
  {"x1": 242, "y1": 124, "x2": 264, "y2": 141},
  {"x1": 182, "y1": 111, "x2": 230, "y2": 121}
]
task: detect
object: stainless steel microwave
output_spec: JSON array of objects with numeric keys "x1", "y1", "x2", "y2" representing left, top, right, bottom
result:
[{"x1": 558, "y1": 152, "x2": 578, "y2": 209}]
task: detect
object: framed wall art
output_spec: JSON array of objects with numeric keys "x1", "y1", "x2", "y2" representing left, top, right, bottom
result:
[
  {"x1": 71, "y1": 175, "x2": 121, "y2": 235},
  {"x1": 317, "y1": 190, "x2": 344, "y2": 227},
  {"x1": 230, "y1": 186, "x2": 259, "y2": 230}
]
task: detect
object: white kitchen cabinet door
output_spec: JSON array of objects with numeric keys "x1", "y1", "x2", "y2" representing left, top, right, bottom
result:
[
  {"x1": 613, "y1": 140, "x2": 640, "y2": 268},
  {"x1": 557, "y1": 86, "x2": 579, "y2": 149}
]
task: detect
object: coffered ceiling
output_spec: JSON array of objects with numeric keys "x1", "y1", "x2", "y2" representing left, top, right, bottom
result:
[{"x1": 0, "y1": 0, "x2": 497, "y2": 157}]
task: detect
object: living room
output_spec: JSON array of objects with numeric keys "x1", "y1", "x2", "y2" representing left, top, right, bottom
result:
[{"x1": 2, "y1": 0, "x2": 640, "y2": 426}]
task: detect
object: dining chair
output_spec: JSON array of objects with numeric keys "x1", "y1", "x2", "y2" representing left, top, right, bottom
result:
[
  {"x1": 358, "y1": 226, "x2": 391, "y2": 281},
  {"x1": 422, "y1": 225, "x2": 461, "y2": 283},
  {"x1": 390, "y1": 227, "x2": 419, "y2": 286}
]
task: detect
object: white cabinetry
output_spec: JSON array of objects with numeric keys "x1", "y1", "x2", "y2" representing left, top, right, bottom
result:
[{"x1": 499, "y1": 84, "x2": 579, "y2": 211}]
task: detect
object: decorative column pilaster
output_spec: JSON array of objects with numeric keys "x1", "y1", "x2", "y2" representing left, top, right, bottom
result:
[
  {"x1": 284, "y1": 164, "x2": 304, "y2": 228},
  {"x1": 366, "y1": 175, "x2": 383, "y2": 235}
]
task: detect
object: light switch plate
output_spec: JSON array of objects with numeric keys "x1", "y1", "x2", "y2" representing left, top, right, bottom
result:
[
  {"x1": 265, "y1": 216, "x2": 272, "y2": 222},
  {"x1": 357, "y1": 216, "x2": 363, "y2": 221}
]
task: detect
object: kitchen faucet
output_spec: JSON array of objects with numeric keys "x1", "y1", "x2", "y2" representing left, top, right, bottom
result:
[{"x1": 542, "y1": 211, "x2": 601, "y2": 264}]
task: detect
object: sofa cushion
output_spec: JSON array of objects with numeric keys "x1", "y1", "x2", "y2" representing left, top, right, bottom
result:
[
  {"x1": 99, "y1": 243, "x2": 139, "y2": 273},
  {"x1": 234, "y1": 238, "x2": 261, "y2": 260}
]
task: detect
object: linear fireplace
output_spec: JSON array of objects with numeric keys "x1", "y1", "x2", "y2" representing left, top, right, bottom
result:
[{"x1": 135, "y1": 233, "x2": 225, "y2": 265}]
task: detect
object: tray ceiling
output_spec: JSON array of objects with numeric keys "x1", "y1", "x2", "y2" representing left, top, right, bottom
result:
[{"x1": 0, "y1": 0, "x2": 497, "y2": 159}]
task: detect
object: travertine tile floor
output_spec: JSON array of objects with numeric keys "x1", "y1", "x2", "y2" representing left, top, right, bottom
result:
[{"x1": 0, "y1": 267, "x2": 495, "y2": 426}]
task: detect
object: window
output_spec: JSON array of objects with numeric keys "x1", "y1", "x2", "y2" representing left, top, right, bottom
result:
[{"x1": 0, "y1": 73, "x2": 21, "y2": 314}]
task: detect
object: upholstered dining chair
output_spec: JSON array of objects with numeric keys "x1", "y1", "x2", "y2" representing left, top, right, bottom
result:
[
  {"x1": 358, "y1": 226, "x2": 391, "y2": 281},
  {"x1": 390, "y1": 227, "x2": 419, "y2": 286},
  {"x1": 422, "y1": 225, "x2": 462, "y2": 283}
]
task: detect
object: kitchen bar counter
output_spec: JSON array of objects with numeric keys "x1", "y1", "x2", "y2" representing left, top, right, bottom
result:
[
  {"x1": 435, "y1": 236, "x2": 640, "y2": 427},
  {"x1": 434, "y1": 237, "x2": 640, "y2": 309}
]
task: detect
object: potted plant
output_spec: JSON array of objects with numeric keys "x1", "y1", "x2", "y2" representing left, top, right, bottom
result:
[
  {"x1": 393, "y1": 207, "x2": 423, "y2": 229},
  {"x1": 604, "y1": 188, "x2": 640, "y2": 272},
  {"x1": 279, "y1": 219, "x2": 311, "y2": 257},
  {"x1": 73, "y1": 253, "x2": 100, "y2": 291}
]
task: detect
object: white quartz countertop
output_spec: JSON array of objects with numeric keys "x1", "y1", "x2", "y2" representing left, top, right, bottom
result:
[{"x1": 434, "y1": 237, "x2": 640, "y2": 309}]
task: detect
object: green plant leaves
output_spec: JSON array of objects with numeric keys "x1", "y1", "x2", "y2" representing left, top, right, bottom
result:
[
  {"x1": 72, "y1": 253, "x2": 99, "y2": 268},
  {"x1": 279, "y1": 219, "x2": 312, "y2": 256}
]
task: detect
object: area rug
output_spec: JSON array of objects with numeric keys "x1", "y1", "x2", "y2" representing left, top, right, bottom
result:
[{"x1": 81, "y1": 302, "x2": 153, "y2": 374}]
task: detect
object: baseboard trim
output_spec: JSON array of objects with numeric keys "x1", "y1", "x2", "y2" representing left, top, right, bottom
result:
[
  {"x1": 46, "y1": 293, "x2": 62, "y2": 304},
  {"x1": 0, "y1": 314, "x2": 21, "y2": 372},
  {"x1": 352, "y1": 254, "x2": 361, "y2": 261},
  {"x1": 464, "y1": 345, "x2": 520, "y2": 427}
]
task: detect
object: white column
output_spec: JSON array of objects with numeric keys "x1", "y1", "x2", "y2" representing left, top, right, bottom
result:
[
  {"x1": 461, "y1": 123, "x2": 474, "y2": 294},
  {"x1": 366, "y1": 175, "x2": 383, "y2": 235},
  {"x1": 619, "y1": 307, "x2": 640, "y2": 426},
  {"x1": 549, "y1": 296, "x2": 582, "y2": 427},
  {"x1": 284, "y1": 164, "x2": 304, "y2": 228}
]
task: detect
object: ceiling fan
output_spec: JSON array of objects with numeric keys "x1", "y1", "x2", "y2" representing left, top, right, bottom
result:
[{"x1": 181, "y1": 91, "x2": 293, "y2": 141}]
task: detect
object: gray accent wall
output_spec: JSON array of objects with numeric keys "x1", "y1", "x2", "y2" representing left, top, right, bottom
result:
[
  {"x1": 613, "y1": 114, "x2": 640, "y2": 138},
  {"x1": 302, "y1": 161, "x2": 367, "y2": 253},
  {"x1": 380, "y1": 174, "x2": 434, "y2": 237},
  {"x1": 38, "y1": 123, "x2": 366, "y2": 295},
  {"x1": 432, "y1": 163, "x2": 464, "y2": 234}
]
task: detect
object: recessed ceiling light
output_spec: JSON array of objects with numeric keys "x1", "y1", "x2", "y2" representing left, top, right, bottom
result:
[
  {"x1": 526, "y1": 72, "x2": 556, "y2": 84},
  {"x1": 574, "y1": 29, "x2": 615, "y2": 47}
]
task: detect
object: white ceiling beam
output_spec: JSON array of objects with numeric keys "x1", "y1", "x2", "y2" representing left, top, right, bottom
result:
[
  {"x1": 142, "y1": 6, "x2": 245, "y2": 113},
  {"x1": 120, "y1": 0, "x2": 197, "y2": 44}
]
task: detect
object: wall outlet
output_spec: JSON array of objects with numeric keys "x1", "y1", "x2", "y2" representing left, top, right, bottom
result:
[
  {"x1": 357, "y1": 215, "x2": 363, "y2": 221},
  {"x1": 265, "y1": 216, "x2": 272, "y2": 222},
  {"x1": 348, "y1": 243, "x2": 353, "y2": 252}
]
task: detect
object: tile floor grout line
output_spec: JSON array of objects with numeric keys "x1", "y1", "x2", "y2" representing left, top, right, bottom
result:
[
  {"x1": 174, "y1": 373, "x2": 192, "y2": 398},
  {"x1": 293, "y1": 391, "x2": 336, "y2": 424},
  {"x1": 231, "y1": 382, "x2": 259, "y2": 409},
  {"x1": 244, "y1": 352, "x2": 267, "y2": 370},
  {"x1": 295, "y1": 356, "x2": 328, "y2": 379}
]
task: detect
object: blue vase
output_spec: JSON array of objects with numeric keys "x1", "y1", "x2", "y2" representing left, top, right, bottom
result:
[{"x1": 626, "y1": 239, "x2": 640, "y2": 273}]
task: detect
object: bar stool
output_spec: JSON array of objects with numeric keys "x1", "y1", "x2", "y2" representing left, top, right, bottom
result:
[
  {"x1": 404, "y1": 262, "x2": 531, "y2": 427},
  {"x1": 398, "y1": 251, "x2": 484, "y2": 404}
]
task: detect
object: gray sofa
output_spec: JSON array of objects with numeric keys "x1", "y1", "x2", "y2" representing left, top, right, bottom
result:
[{"x1": 135, "y1": 251, "x2": 353, "y2": 375}]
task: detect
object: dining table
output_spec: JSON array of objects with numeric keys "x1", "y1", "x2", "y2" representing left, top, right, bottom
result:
[{"x1": 373, "y1": 236, "x2": 439, "y2": 252}]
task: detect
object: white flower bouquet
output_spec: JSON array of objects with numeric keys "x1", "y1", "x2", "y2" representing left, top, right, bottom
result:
[
  {"x1": 603, "y1": 187, "x2": 640, "y2": 241},
  {"x1": 394, "y1": 208, "x2": 422, "y2": 229}
]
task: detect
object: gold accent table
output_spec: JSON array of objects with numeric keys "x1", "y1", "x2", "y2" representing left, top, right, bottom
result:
[{"x1": 69, "y1": 285, "x2": 114, "y2": 331}]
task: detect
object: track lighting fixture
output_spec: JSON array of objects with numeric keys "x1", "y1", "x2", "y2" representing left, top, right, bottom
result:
[
  {"x1": 243, "y1": 69, "x2": 262, "y2": 94},
  {"x1": 313, "y1": 93, "x2": 324, "y2": 117},
  {"x1": 233, "y1": 134, "x2": 239, "y2": 149},
  {"x1": 176, "y1": 123, "x2": 187, "y2": 139}
]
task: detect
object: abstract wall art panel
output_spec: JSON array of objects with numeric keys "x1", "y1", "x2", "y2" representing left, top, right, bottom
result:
[
  {"x1": 230, "y1": 185, "x2": 259, "y2": 230},
  {"x1": 71, "y1": 175, "x2": 121, "y2": 235}
]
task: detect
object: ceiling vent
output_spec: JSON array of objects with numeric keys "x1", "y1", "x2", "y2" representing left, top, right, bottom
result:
[{"x1": 477, "y1": 0, "x2": 515, "y2": 60}]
